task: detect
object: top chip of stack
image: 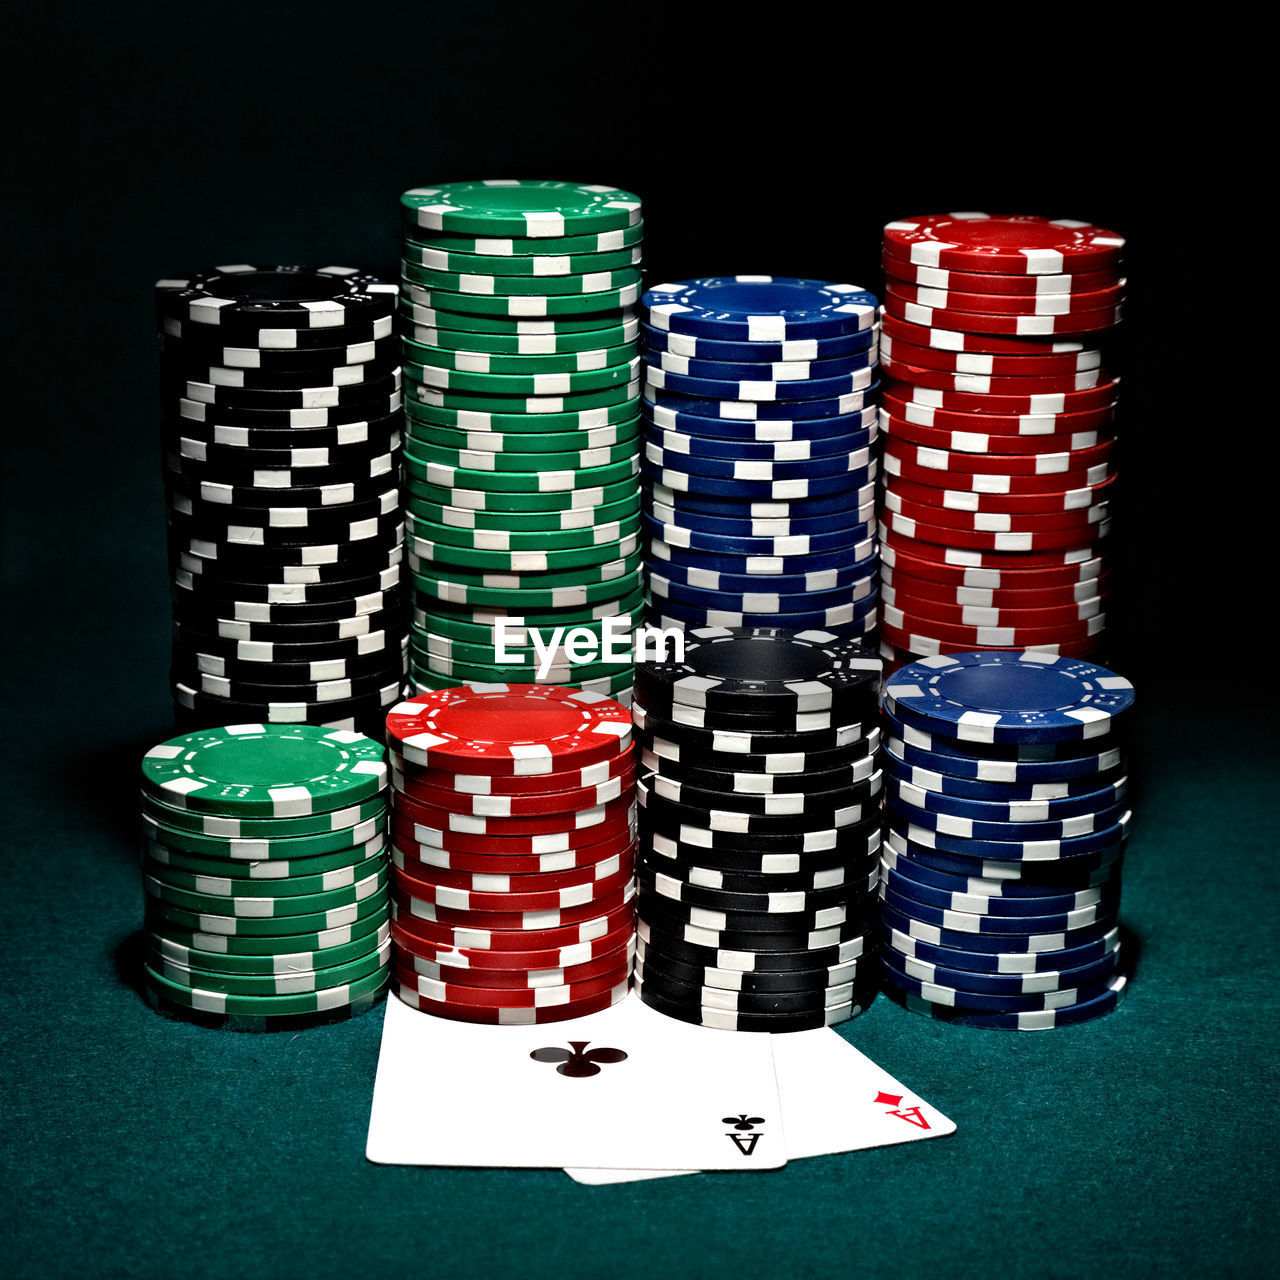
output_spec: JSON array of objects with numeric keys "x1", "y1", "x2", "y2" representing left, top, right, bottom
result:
[
  {"x1": 383, "y1": 683, "x2": 637, "y2": 1024},
  {"x1": 630, "y1": 627, "x2": 884, "y2": 1031},
  {"x1": 639, "y1": 276, "x2": 882, "y2": 641},
  {"x1": 155, "y1": 265, "x2": 406, "y2": 737},
  {"x1": 397, "y1": 180, "x2": 645, "y2": 704},
  {"x1": 876, "y1": 650, "x2": 1134, "y2": 1030},
  {"x1": 875, "y1": 215, "x2": 1126, "y2": 675},
  {"x1": 138, "y1": 723, "x2": 393, "y2": 1030}
]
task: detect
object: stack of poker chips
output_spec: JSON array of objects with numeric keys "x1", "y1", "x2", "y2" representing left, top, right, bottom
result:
[
  {"x1": 397, "y1": 181, "x2": 644, "y2": 703},
  {"x1": 878, "y1": 652, "x2": 1134, "y2": 1030},
  {"x1": 155, "y1": 266, "x2": 406, "y2": 736},
  {"x1": 383, "y1": 685, "x2": 636, "y2": 1024},
  {"x1": 876, "y1": 215, "x2": 1125, "y2": 674},
  {"x1": 640, "y1": 277, "x2": 881, "y2": 641},
  {"x1": 630, "y1": 628, "x2": 884, "y2": 1031},
  {"x1": 138, "y1": 725, "x2": 392, "y2": 1030}
]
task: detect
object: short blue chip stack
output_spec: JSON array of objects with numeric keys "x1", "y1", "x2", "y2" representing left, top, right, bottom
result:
[
  {"x1": 877, "y1": 650, "x2": 1136, "y2": 1030},
  {"x1": 639, "y1": 277, "x2": 881, "y2": 639}
]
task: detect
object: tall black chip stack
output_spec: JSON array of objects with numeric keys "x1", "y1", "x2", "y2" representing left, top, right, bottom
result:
[
  {"x1": 630, "y1": 627, "x2": 884, "y2": 1031},
  {"x1": 155, "y1": 266, "x2": 406, "y2": 737},
  {"x1": 395, "y1": 180, "x2": 644, "y2": 704}
]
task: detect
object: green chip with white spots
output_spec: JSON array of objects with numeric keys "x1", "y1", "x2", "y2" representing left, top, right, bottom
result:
[
  {"x1": 404, "y1": 337, "x2": 637, "y2": 376},
  {"x1": 402, "y1": 260, "x2": 642, "y2": 297},
  {"x1": 147, "y1": 909, "x2": 387, "y2": 959},
  {"x1": 143, "y1": 956, "x2": 389, "y2": 1016},
  {"x1": 404, "y1": 315, "x2": 639, "y2": 355},
  {"x1": 139, "y1": 789, "x2": 387, "y2": 839},
  {"x1": 403, "y1": 218, "x2": 645, "y2": 257},
  {"x1": 145, "y1": 935, "x2": 391, "y2": 996},
  {"x1": 405, "y1": 438, "x2": 637, "y2": 477},
  {"x1": 399, "y1": 298, "x2": 639, "y2": 335},
  {"x1": 405, "y1": 394, "x2": 638, "y2": 433},
  {"x1": 148, "y1": 920, "x2": 390, "y2": 977},
  {"x1": 409, "y1": 660, "x2": 629, "y2": 691},
  {"x1": 140, "y1": 724, "x2": 388, "y2": 818},
  {"x1": 145, "y1": 882, "x2": 388, "y2": 938},
  {"x1": 142, "y1": 864, "x2": 388, "y2": 918},
  {"x1": 406, "y1": 418, "x2": 639, "y2": 456},
  {"x1": 401, "y1": 242, "x2": 641, "y2": 276},
  {"x1": 142, "y1": 810, "x2": 386, "y2": 860},
  {"x1": 143, "y1": 834, "x2": 387, "y2": 881},
  {"x1": 406, "y1": 375, "x2": 639, "y2": 416},
  {"x1": 400, "y1": 180, "x2": 642, "y2": 237},
  {"x1": 405, "y1": 491, "x2": 638, "y2": 534},
  {"x1": 409, "y1": 554, "x2": 642, "y2": 609},
  {"x1": 406, "y1": 475, "x2": 640, "y2": 515},
  {"x1": 402, "y1": 280, "x2": 640, "y2": 318},
  {"x1": 404, "y1": 354, "x2": 639, "y2": 394},
  {"x1": 404, "y1": 449, "x2": 638, "y2": 494},
  {"x1": 406, "y1": 510, "x2": 639, "y2": 553},
  {"x1": 408, "y1": 663, "x2": 635, "y2": 700},
  {"x1": 409, "y1": 547, "x2": 641, "y2": 591},
  {"x1": 413, "y1": 621, "x2": 638, "y2": 668},
  {"x1": 143, "y1": 849, "x2": 387, "y2": 899},
  {"x1": 408, "y1": 529, "x2": 639, "y2": 573}
]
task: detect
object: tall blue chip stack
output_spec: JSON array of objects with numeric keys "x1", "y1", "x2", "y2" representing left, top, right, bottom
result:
[{"x1": 639, "y1": 276, "x2": 882, "y2": 642}]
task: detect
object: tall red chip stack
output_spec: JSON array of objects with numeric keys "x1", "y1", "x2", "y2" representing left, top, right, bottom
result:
[
  {"x1": 875, "y1": 215, "x2": 1125, "y2": 676},
  {"x1": 383, "y1": 684, "x2": 637, "y2": 1023}
]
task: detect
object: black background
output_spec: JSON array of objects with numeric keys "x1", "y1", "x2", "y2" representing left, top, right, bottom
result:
[{"x1": 3, "y1": 5, "x2": 1251, "y2": 703}]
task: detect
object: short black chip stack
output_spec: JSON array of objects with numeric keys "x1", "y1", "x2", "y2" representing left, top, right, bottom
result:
[
  {"x1": 155, "y1": 265, "x2": 407, "y2": 736},
  {"x1": 630, "y1": 627, "x2": 884, "y2": 1030}
]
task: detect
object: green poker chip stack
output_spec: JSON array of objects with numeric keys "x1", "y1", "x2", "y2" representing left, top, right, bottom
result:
[
  {"x1": 138, "y1": 723, "x2": 393, "y2": 1030},
  {"x1": 397, "y1": 179, "x2": 645, "y2": 700}
]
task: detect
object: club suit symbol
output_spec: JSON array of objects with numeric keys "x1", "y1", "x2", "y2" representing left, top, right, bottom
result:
[
  {"x1": 722, "y1": 1114, "x2": 767, "y2": 1156},
  {"x1": 530, "y1": 1040, "x2": 629, "y2": 1078}
]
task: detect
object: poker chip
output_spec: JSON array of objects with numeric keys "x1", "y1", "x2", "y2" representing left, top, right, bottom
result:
[
  {"x1": 879, "y1": 650, "x2": 1134, "y2": 1028},
  {"x1": 383, "y1": 682, "x2": 637, "y2": 1022},
  {"x1": 395, "y1": 182, "x2": 644, "y2": 690},
  {"x1": 631, "y1": 628, "x2": 882, "y2": 1030},
  {"x1": 638, "y1": 280, "x2": 882, "y2": 638},
  {"x1": 156, "y1": 267, "x2": 405, "y2": 732},
  {"x1": 882, "y1": 215, "x2": 1125, "y2": 275},
  {"x1": 879, "y1": 217, "x2": 1125, "y2": 662},
  {"x1": 138, "y1": 725, "x2": 392, "y2": 1030},
  {"x1": 884, "y1": 973, "x2": 1128, "y2": 1031}
]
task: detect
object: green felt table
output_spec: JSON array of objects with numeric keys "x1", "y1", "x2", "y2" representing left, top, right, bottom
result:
[
  {"x1": 4, "y1": 6, "x2": 1273, "y2": 1277},
  {"x1": 3, "y1": 432, "x2": 1277, "y2": 1278}
]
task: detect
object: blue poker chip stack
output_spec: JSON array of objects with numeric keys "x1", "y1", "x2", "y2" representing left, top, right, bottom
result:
[
  {"x1": 639, "y1": 277, "x2": 881, "y2": 640},
  {"x1": 878, "y1": 651, "x2": 1135, "y2": 1030},
  {"x1": 631, "y1": 627, "x2": 885, "y2": 1031}
]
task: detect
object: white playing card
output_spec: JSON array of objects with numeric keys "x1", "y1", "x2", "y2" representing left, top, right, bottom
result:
[
  {"x1": 564, "y1": 1027, "x2": 955, "y2": 1183},
  {"x1": 367, "y1": 992, "x2": 785, "y2": 1170}
]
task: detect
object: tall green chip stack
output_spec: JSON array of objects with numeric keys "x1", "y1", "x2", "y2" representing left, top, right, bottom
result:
[
  {"x1": 398, "y1": 180, "x2": 645, "y2": 703},
  {"x1": 138, "y1": 723, "x2": 392, "y2": 1030}
]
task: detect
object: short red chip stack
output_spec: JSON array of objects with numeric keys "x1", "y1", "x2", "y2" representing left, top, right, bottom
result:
[
  {"x1": 875, "y1": 214, "x2": 1125, "y2": 674},
  {"x1": 383, "y1": 684, "x2": 637, "y2": 1023}
]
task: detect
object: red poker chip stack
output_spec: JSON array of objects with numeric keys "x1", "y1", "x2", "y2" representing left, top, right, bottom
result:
[
  {"x1": 383, "y1": 683, "x2": 637, "y2": 1024},
  {"x1": 876, "y1": 214, "x2": 1126, "y2": 675}
]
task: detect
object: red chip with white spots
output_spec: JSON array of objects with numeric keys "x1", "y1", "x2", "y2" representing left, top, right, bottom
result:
[
  {"x1": 385, "y1": 684, "x2": 633, "y2": 775},
  {"x1": 882, "y1": 214, "x2": 1126, "y2": 275}
]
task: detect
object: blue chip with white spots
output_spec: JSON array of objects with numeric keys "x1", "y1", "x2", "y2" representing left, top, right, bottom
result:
[{"x1": 885, "y1": 652, "x2": 1135, "y2": 745}]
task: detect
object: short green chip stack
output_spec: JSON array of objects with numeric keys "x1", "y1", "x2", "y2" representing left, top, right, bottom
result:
[
  {"x1": 398, "y1": 180, "x2": 645, "y2": 703},
  {"x1": 138, "y1": 723, "x2": 392, "y2": 1030}
]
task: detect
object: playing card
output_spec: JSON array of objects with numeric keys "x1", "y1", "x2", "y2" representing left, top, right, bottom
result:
[
  {"x1": 564, "y1": 1026, "x2": 955, "y2": 1183},
  {"x1": 367, "y1": 992, "x2": 785, "y2": 1170}
]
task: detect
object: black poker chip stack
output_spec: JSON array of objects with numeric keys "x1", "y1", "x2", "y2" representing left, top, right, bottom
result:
[
  {"x1": 630, "y1": 627, "x2": 884, "y2": 1030},
  {"x1": 155, "y1": 265, "x2": 408, "y2": 737}
]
